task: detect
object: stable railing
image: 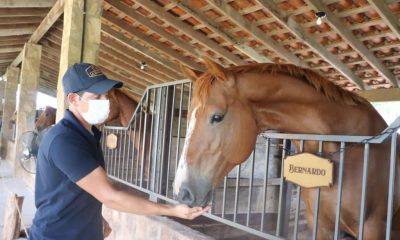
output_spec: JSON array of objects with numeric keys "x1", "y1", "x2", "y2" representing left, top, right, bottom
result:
[{"x1": 101, "y1": 80, "x2": 399, "y2": 239}]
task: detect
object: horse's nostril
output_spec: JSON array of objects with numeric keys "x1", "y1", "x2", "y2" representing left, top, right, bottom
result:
[{"x1": 178, "y1": 186, "x2": 195, "y2": 206}]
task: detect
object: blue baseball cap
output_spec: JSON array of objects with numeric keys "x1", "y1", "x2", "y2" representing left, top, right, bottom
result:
[{"x1": 62, "y1": 63, "x2": 123, "y2": 95}]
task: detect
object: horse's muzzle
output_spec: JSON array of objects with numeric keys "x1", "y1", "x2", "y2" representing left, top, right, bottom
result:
[{"x1": 176, "y1": 183, "x2": 211, "y2": 207}]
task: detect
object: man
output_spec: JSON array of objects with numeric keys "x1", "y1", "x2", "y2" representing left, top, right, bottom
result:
[{"x1": 29, "y1": 63, "x2": 209, "y2": 239}]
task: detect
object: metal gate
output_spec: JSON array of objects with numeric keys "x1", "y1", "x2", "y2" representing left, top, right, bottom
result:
[{"x1": 101, "y1": 80, "x2": 399, "y2": 239}]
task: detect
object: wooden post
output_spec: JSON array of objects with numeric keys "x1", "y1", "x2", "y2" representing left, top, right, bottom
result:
[
  {"x1": 2, "y1": 193, "x2": 24, "y2": 240},
  {"x1": 56, "y1": 0, "x2": 102, "y2": 121},
  {"x1": 0, "y1": 67, "x2": 19, "y2": 159},
  {"x1": 14, "y1": 43, "x2": 42, "y2": 174}
]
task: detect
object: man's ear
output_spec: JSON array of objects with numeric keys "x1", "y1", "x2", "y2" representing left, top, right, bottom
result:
[{"x1": 67, "y1": 93, "x2": 79, "y2": 106}]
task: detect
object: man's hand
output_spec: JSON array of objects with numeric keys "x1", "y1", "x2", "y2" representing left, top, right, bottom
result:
[
  {"x1": 103, "y1": 218, "x2": 112, "y2": 238},
  {"x1": 170, "y1": 204, "x2": 211, "y2": 220}
]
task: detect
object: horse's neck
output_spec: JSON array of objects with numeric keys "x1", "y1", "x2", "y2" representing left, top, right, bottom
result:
[{"x1": 237, "y1": 72, "x2": 386, "y2": 136}]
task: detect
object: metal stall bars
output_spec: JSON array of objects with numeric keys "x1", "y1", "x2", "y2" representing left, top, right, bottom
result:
[{"x1": 101, "y1": 79, "x2": 400, "y2": 240}]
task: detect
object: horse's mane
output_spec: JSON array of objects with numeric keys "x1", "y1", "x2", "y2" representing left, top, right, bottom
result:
[{"x1": 193, "y1": 63, "x2": 369, "y2": 106}]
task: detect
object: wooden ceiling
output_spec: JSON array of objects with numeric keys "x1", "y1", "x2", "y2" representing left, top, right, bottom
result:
[{"x1": 1, "y1": 0, "x2": 400, "y2": 100}]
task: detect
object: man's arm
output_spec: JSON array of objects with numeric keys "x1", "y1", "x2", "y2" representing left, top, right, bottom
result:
[{"x1": 76, "y1": 166, "x2": 209, "y2": 219}]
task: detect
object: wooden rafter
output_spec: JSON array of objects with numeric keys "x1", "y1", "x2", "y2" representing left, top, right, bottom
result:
[
  {"x1": 0, "y1": 8, "x2": 50, "y2": 17},
  {"x1": 169, "y1": 0, "x2": 272, "y2": 63},
  {"x1": 101, "y1": 24, "x2": 182, "y2": 75},
  {"x1": 305, "y1": 0, "x2": 398, "y2": 87},
  {"x1": 99, "y1": 50, "x2": 163, "y2": 85},
  {"x1": 100, "y1": 42, "x2": 175, "y2": 82},
  {"x1": 100, "y1": 35, "x2": 181, "y2": 80},
  {"x1": 132, "y1": 0, "x2": 247, "y2": 66},
  {"x1": 102, "y1": 12, "x2": 204, "y2": 71},
  {"x1": 10, "y1": 0, "x2": 64, "y2": 67},
  {"x1": 367, "y1": 0, "x2": 400, "y2": 42},
  {"x1": 204, "y1": 0, "x2": 308, "y2": 67},
  {"x1": 105, "y1": 0, "x2": 205, "y2": 66},
  {"x1": 0, "y1": 0, "x2": 56, "y2": 8},
  {"x1": 254, "y1": 0, "x2": 366, "y2": 90}
]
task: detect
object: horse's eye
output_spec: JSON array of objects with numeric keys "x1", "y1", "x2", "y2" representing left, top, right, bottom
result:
[{"x1": 210, "y1": 114, "x2": 224, "y2": 124}]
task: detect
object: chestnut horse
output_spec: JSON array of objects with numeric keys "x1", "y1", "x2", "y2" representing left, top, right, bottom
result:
[{"x1": 173, "y1": 58, "x2": 400, "y2": 239}]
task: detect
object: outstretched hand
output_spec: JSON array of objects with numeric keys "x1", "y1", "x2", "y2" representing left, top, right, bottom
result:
[{"x1": 171, "y1": 204, "x2": 211, "y2": 220}]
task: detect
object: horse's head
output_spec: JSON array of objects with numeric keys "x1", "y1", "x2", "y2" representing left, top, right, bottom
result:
[
  {"x1": 173, "y1": 58, "x2": 259, "y2": 207},
  {"x1": 105, "y1": 89, "x2": 121, "y2": 125},
  {"x1": 35, "y1": 106, "x2": 56, "y2": 132}
]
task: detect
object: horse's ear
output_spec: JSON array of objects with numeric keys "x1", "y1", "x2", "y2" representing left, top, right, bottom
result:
[
  {"x1": 203, "y1": 57, "x2": 226, "y2": 81},
  {"x1": 180, "y1": 64, "x2": 202, "y2": 82}
]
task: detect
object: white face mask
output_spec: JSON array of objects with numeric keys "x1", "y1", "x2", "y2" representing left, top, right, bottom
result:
[{"x1": 81, "y1": 99, "x2": 110, "y2": 125}]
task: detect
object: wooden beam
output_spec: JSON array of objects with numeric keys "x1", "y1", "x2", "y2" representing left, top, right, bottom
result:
[
  {"x1": 132, "y1": 0, "x2": 247, "y2": 66},
  {"x1": 102, "y1": 12, "x2": 205, "y2": 71},
  {"x1": 0, "y1": 8, "x2": 50, "y2": 17},
  {"x1": 0, "y1": 16, "x2": 44, "y2": 25},
  {"x1": 204, "y1": 0, "x2": 307, "y2": 66},
  {"x1": 99, "y1": 51, "x2": 162, "y2": 86},
  {"x1": 367, "y1": 0, "x2": 400, "y2": 42},
  {"x1": 99, "y1": 45, "x2": 167, "y2": 84},
  {"x1": 100, "y1": 65, "x2": 146, "y2": 92},
  {"x1": 306, "y1": 0, "x2": 398, "y2": 87},
  {"x1": 0, "y1": 47, "x2": 23, "y2": 54},
  {"x1": 11, "y1": 0, "x2": 64, "y2": 67},
  {"x1": 106, "y1": 0, "x2": 204, "y2": 61},
  {"x1": 101, "y1": 25, "x2": 182, "y2": 75},
  {"x1": 254, "y1": 0, "x2": 366, "y2": 90},
  {"x1": 358, "y1": 88, "x2": 400, "y2": 101},
  {"x1": 0, "y1": 0, "x2": 56, "y2": 8},
  {"x1": 100, "y1": 34, "x2": 182, "y2": 80},
  {"x1": 169, "y1": 0, "x2": 271, "y2": 63},
  {"x1": 0, "y1": 26, "x2": 36, "y2": 37}
]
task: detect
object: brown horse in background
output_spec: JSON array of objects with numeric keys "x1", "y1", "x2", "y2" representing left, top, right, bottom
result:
[
  {"x1": 34, "y1": 89, "x2": 138, "y2": 128},
  {"x1": 35, "y1": 106, "x2": 56, "y2": 131},
  {"x1": 173, "y1": 58, "x2": 400, "y2": 239}
]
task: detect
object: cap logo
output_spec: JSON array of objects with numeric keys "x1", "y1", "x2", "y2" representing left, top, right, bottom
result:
[{"x1": 85, "y1": 65, "x2": 103, "y2": 78}]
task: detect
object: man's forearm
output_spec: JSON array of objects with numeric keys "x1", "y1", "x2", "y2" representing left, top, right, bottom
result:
[{"x1": 103, "y1": 189, "x2": 175, "y2": 216}]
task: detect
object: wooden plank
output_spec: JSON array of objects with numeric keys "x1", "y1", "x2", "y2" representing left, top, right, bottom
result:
[
  {"x1": 358, "y1": 88, "x2": 400, "y2": 101},
  {"x1": 0, "y1": 16, "x2": 44, "y2": 25},
  {"x1": 1, "y1": 193, "x2": 24, "y2": 240},
  {"x1": 254, "y1": 0, "x2": 367, "y2": 90},
  {"x1": 99, "y1": 44, "x2": 169, "y2": 83},
  {"x1": 29, "y1": 0, "x2": 64, "y2": 43},
  {"x1": 367, "y1": 0, "x2": 400, "y2": 43},
  {"x1": 100, "y1": 65, "x2": 146, "y2": 91},
  {"x1": 99, "y1": 51, "x2": 162, "y2": 86},
  {"x1": 103, "y1": 12, "x2": 205, "y2": 71},
  {"x1": 307, "y1": 0, "x2": 398, "y2": 87},
  {"x1": 168, "y1": 0, "x2": 271, "y2": 63},
  {"x1": 0, "y1": 8, "x2": 50, "y2": 17},
  {"x1": 0, "y1": 40, "x2": 29, "y2": 47},
  {"x1": 0, "y1": 47, "x2": 23, "y2": 54},
  {"x1": 0, "y1": 27, "x2": 36, "y2": 37},
  {"x1": 101, "y1": 25, "x2": 182, "y2": 75},
  {"x1": 106, "y1": 0, "x2": 205, "y2": 63},
  {"x1": 0, "y1": 44, "x2": 24, "y2": 49},
  {"x1": 11, "y1": 0, "x2": 64, "y2": 67},
  {"x1": 204, "y1": 0, "x2": 307, "y2": 67},
  {"x1": 133, "y1": 0, "x2": 247, "y2": 66},
  {"x1": 0, "y1": 0, "x2": 56, "y2": 8},
  {"x1": 100, "y1": 34, "x2": 182, "y2": 80}
]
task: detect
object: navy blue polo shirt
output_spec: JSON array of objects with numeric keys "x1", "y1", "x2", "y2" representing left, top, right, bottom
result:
[{"x1": 29, "y1": 110, "x2": 105, "y2": 240}]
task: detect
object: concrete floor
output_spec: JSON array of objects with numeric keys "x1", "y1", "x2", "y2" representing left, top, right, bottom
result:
[{"x1": 0, "y1": 160, "x2": 35, "y2": 238}]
